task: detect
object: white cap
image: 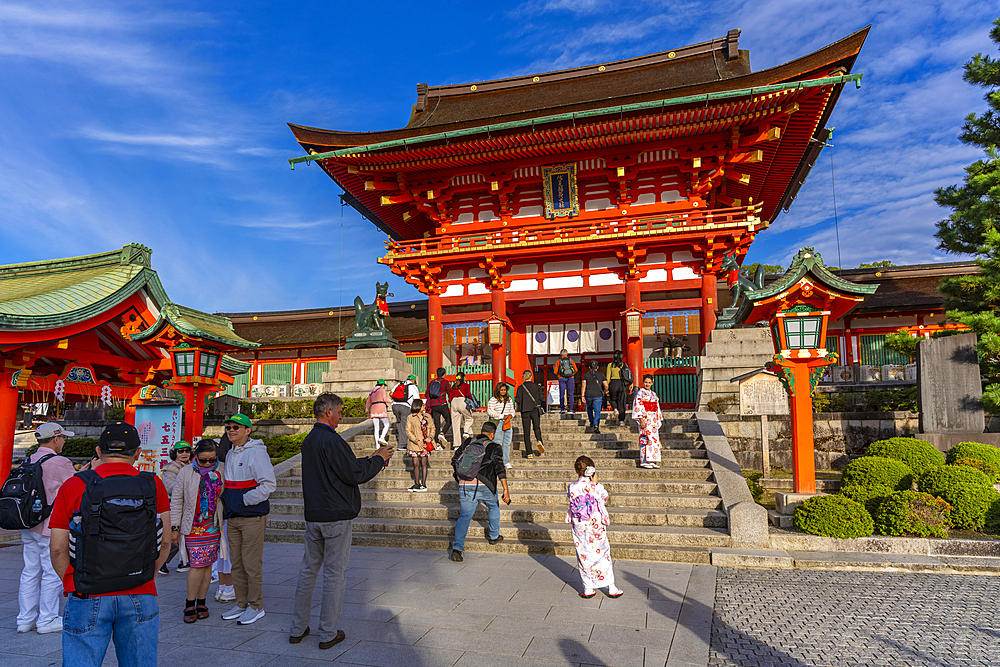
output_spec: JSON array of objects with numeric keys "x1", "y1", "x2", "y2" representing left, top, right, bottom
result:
[{"x1": 35, "y1": 422, "x2": 74, "y2": 441}]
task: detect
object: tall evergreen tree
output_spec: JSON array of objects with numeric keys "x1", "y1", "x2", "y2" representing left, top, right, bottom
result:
[{"x1": 934, "y1": 18, "x2": 1000, "y2": 255}]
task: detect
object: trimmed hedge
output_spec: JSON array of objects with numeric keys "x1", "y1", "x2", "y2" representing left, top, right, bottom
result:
[
  {"x1": 953, "y1": 457, "x2": 1000, "y2": 485},
  {"x1": 873, "y1": 491, "x2": 952, "y2": 539},
  {"x1": 865, "y1": 438, "x2": 944, "y2": 477},
  {"x1": 918, "y1": 466, "x2": 999, "y2": 532},
  {"x1": 840, "y1": 483, "x2": 894, "y2": 517},
  {"x1": 24, "y1": 438, "x2": 99, "y2": 459},
  {"x1": 946, "y1": 442, "x2": 1000, "y2": 483},
  {"x1": 261, "y1": 432, "x2": 308, "y2": 464},
  {"x1": 238, "y1": 397, "x2": 367, "y2": 420},
  {"x1": 840, "y1": 456, "x2": 914, "y2": 491},
  {"x1": 793, "y1": 494, "x2": 874, "y2": 539}
]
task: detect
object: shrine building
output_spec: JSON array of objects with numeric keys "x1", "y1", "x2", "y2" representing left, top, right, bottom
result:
[{"x1": 288, "y1": 28, "x2": 869, "y2": 389}]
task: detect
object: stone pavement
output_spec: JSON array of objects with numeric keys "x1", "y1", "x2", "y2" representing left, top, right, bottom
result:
[
  {"x1": 0, "y1": 540, "x2": 714, "y2": 667},
  {"x1": 710, "y1": 567, "x2": 1000, "y2": 667}
]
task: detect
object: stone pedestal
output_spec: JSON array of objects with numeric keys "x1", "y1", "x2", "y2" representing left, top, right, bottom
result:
[
  {"x1": 322, "y1": 348, "x2": 412, "y2": 399},
  {"x1": 698, "y1": 327, "x2": 777, "y2": 412},
  {"x1": 775, "y1": 491, "x2": 826, "y2": 516}
]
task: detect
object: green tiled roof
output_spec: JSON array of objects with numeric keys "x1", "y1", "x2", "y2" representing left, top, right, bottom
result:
[
  {"x1": 0, "y1": 244, "x2": 169, "y2": 330},
  {"x1": 220, "y1": 355, "x2": 252, "y2": 376},
  {"x1": 131, "y1": 302, "x2": 259, "y2": 350},
  {"x1": 747, "y1": 247, "x2": 879, "y2": 302}
]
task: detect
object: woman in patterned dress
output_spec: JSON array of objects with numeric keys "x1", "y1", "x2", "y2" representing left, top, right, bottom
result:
[
  {"x1": 632, "y1": 374, "x2": 662, "y2": 469},
  {"x1": 170, "y1": 439, "x2": 226, "y2": 623},
  {"x1": 566, "y1": 456, "x2": 623, "y2": 598}
]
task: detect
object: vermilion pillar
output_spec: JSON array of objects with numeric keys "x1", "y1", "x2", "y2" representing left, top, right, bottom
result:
[
  {"x1": 491, "y1": 289, "x2": 507, "y2": 388},
  {"x1": 428, "y1": 293, "x2": 443, "y2": 373},
  {"x1": 700, "y1": 273, "x2": 717, "y2": 352},
  {"x1": 0, "y1": 374, "x2": 17, "y2": 484},
  {"x1": 510, "y1": 322, "x2": 528, "y2": 386},
  {"x1": 624, "y1": 278, "x2": 643, "y2": 383},
  {"x1": 787, "y1": 364, "x2": 817, "y2": 494}
]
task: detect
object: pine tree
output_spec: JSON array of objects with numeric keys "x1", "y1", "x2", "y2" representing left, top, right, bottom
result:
[
  {"x1": 934, "y1": 18, "x2": 1000, "y2": 254},
  {"x1": 934, "y1": 18, "x2": 1000, "y2": 412}
]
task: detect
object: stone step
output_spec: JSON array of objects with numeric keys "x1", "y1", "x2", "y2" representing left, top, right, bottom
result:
[
  {"x1": 268, "y1": 499, "x2": 728, "y2": 528},
  {"x1": 348, "y1": 439, "x2": 706, "y2": 453},
  {"x1": 363, "y1": 466, "x2": 715, "y2": 482},
  {"x1": 271, "y1": 487, "x2": 723, "y2": 510},
  {"x1": 277, "y1": 476, "x2": 718, "y2": 495},
  {"x1": 265, "y1": 514, "x2": 731, "y2": 548},
  {"x1": 262, "y1": 529, "x2": 717, "y2": 563}
]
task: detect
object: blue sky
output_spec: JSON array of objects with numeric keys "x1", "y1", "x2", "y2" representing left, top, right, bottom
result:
[{"x1": 0, "y1": 1, "x2": 997, "y2": 313}]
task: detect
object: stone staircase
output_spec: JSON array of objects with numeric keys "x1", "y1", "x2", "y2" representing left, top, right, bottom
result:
[{"x1": 265, "y1": 412, "x2": 733, "y2": 563}]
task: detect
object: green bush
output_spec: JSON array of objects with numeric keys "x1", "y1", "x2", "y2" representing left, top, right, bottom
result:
[
  {"x1": 24, "y1": 438, "x2": 99, "y2": 459},
  {"x1": 744, "y1": 471, "x2": 765, "y2": 504},
  {"x1": 238, "y1": 397, "x2": 367, "y2": 420},
  {"x1": 918, "y1": 465, "x2": 999, "y2": 531},
  {"x1": 840, "y1": 456, "x2": 913, "y2": 491},
  {"x1": 261, "y1": 432, "x2": 308, "y2": 464},
  {"x1": 840, "y1": 483, "x2": 894, "y2": 517},
  {"x1": 873, "y1": 491, "x2": 952, "y2": 538},
  {"x1": 946, "y1": 442, "x2": 1000, "y2": 482},
  {"x1": 865, "y1": 438, "x2": 945, "y2": 477},
  {"x1": 953, "y1": 457, "x2": 1000, "y2": 484},
  {"x1": 793, "y1": 494, "x2": 875, "y2": 539}
]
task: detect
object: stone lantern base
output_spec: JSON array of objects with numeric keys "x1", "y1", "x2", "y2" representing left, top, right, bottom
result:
[{"x1": 321, "y1": 348, "x2": 412, "y2": 399}]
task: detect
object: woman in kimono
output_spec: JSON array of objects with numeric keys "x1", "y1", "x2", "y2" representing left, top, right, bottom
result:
[
  {"x1": 566, "y1": 456, "x2": 623, "y2": 599},
  {"x1": 632, "y1": 374, "x2": 662, "y2": 468}
]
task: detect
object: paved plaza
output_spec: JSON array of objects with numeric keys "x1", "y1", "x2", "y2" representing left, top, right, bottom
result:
[
  {"x1": 1, "y1": 540, "x2": 998, "y2": 666},
  {"x1": 711, "y1": 568, "x2": 1000, "y2": 667}
]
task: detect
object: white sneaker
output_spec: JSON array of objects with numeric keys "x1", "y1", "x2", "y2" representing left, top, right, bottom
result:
[
  {"x1": 236, "y1": 606, "x2": 265, "y2": 625},
  {"x1": 16, "y1": 621, "x2": 35, "y2": 633},
  {"x1": 222, "y1": 604, "x2": 247, "y2": 620},
  {"x1": 36, "y1": 618, "x2": 63, "y2": 634},
  {"x1": 505, "y1": 463, "x2": 513, "y2": 469}
]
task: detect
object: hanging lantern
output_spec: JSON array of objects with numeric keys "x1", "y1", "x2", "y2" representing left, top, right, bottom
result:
[{"x1": 625, "y1": 309, "x2": 643, "y2": 339}]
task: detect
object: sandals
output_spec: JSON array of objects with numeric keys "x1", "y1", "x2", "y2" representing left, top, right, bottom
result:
[
  {"x1": 183, "y1": 605, "x2": 197, "y2": 623},
  {"x1": 580, "y1": 590, "x2": 596, "y2": 599},
  {"x1": 196, "y1": 605, "x2": 210, "y2": 619},
  {"x1": 607, "y1": 587, "x2": 625, "y2": 598}
]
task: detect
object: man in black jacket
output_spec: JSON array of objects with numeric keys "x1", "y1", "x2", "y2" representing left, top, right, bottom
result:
[
  {"x1": 289, "y1": 393, "x2": 394, "y2": 650},
  {"x1": 449, "y1": 422, "x2": 510, "y2": 562},
  {"x1": 514, "y1": 369, "x2": 546, "y2": 459}
]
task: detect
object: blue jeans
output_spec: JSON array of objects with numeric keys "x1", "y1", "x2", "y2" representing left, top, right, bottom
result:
[
  {"x1": 452, "y1": 483, "x2": 500, "y2": 553},
  {"x1": 586, "y1": 397, "x2": 603, "y2": 429},
  {"x1": 558, "y1": 377, "x2": 575, "y2": 411},
  {"x1": 63, "y1": 594, "x2": 159, "y2": 667},
  {"x1": 495, "y1": 426, "x2": 513, "y2": 466}
]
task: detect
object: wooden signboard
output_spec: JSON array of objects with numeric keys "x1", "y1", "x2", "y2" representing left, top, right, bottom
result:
[{"x1": 733, "y1": 369, "x2": 789, "y2": 477}]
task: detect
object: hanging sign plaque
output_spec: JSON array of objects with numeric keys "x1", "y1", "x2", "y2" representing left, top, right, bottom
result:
[{"x1": 542, "y1": 164, "x2": 579, "y2": 218}]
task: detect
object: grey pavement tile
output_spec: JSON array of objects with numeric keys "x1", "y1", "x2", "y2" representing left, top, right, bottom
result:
[
  {"x1": 644, "y1": 609, "x2": 681, "y2": 631},
  {"x1": 338, "y1": 617, "x2": 433, "y2": 645},
  {"x1": 452, "y1": 653, "x2": 575, "y2": 667},
  {"x1": 159, "y1": 622, "x2": 265, "y2": 649},
  {"x1": 524, "y1": 636, "x2": 647, "y2": 667},
  {"x1": 646, "y1": 585, "x2": 687, "y2": 603},
  {"x1": 357, "y1": 568, "x2": 434, "y2": 581},
  {"x1": 545, "y1": 604, "x2": 647, "y2": 629},
  {"x1": 367, "y1": 592, "x2": 463, "y2": 611},
  {"x1": 155, "y1": 645, "x2": 276, "y2": 667},
  {"x1": 430, "y1": 583, "x2": 517, "y2": 601},
  {"x1": 259, "y1": 656, "x2": 355, "y2": 667},
  {"x1": 404, "y1": 571, "x2": 492, "y2": 586},
  {"x1": 644, "y1": 649, "x2": 670, "y2": 667},
  {"x1": 97, "y1": 642, "x2": 182, "y2": 666},
  {"x1": 589, "y1": 623, "x2": 674, "y2": 649},
  {"x1": 485, "y1": 615, "x2": 593, "y2": 641},
  {"x1": 510, "y1": 589, "x2": 602, "y2": 609},
  {"x1": 416, "y1": 626, "x2": 532, "y2": 656},
  {"x1": 347, "y1": 580, "x2": 440, "y2": 595},
  {"x1": 0, "y1": 653, "x2": 60, "y2": 666},
  {"x1": 392, "y1": 608, "x2": 495, "y2": 632},
  {"x1": 332, "y1": 639, "x2": 463, "y2": 666},
  {"x1": 0, "y1": 629, "x2": 64, "y2": 656},
  {"x1": 514, "y1": 576, "x2": 572, "y2": 592},
  {"x1": 339, "y1": 603, "x2": 408, "y2": 622},
  {"x1": 454, "y1": 597, "x2": 551, "y2": 619},
  {"x1": 600, "y1": 596, "x2": 682, "y2": 616},
  {"x1": 668, "y1": 621, "x2": 711, "y2": 664}
]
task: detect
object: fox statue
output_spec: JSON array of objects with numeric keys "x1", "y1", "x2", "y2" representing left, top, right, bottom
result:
[{"x1": 354, "y1": 282, "x2": 392, "y2": 331}]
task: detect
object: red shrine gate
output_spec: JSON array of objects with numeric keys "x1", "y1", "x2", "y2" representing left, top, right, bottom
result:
[{"x1": 289, "y1": 28, "x2": 867, "y2": 389}]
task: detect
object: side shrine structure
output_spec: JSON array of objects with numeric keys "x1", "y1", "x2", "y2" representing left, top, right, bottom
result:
[
  {"x1": 0, "y1": 244, "x2": 257, "y2": 479},
  {"x1": 289, "y1": 28, "x2": 868, "y2": 388}
]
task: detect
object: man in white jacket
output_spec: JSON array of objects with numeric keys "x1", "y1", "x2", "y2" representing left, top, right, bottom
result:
[{"x1": 219, "y1": 414, "x2": 276, "y2": 626}]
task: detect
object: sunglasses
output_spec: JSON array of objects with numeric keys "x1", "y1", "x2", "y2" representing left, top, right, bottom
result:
[
  {"x1": 198, "y1": 457, "x2": 217, "y2": 465},
  {"x1": 224, "y1": 425, "x2": 244, "y2": 431},
  {"x1": 175, "y1": 448, "x2": 192, "y2": 454}
]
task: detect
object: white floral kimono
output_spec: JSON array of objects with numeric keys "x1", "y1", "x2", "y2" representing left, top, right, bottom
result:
[
  {"x1": 565, "y1": 477, "x2": 615, "y2": 590},
  {"x1": 632, "y1": 387, "x2": 662, "y2": 464}
]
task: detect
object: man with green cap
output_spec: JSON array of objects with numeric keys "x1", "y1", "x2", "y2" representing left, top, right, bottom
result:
[
  {"x1": 390, "y1": 375, "x2": 420, "y2": 451},
  {"x1": 219, "y1": 414, "x2": 275, "y2": 626}
]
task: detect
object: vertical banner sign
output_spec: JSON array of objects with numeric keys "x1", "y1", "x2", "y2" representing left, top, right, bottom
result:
[
  {"x1": 135, "y1": 404, "x2": 180, "y2": 473},
  {"x1": 542, "y1": 164, "x2": 580, "y2": 218}
]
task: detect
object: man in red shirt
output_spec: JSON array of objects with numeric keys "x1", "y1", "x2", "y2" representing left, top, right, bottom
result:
[{"x1": 49, "y1": 422, "x2": 170, "y2": 667}]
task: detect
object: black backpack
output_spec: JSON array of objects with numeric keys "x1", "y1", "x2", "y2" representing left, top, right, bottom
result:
[
  {"x1": 428, "y1": 379, "x2": 444, "y2": 399},
  {"x1": 68, "y1": 471, "x2": 162, "y2": 595},
  {"x1": 0, "y1": 454, "x2": 56, "y2": 530},
  {"x1": 620, "y1": 363, "x2": 634, "y2": 386},
  {"x1": 454, "y1": 435, "x2": 489, "y2": 481}
]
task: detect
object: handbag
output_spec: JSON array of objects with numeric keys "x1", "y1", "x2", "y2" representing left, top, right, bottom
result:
[
  {"x1": 465, "y1": 393, "x2": 480, "y2": 411},
  {"x1": 425, "y1": 442, "x2": 434, "y2": 453},
  {"x1": 502, "y1": 415, "x2": 512, "y2": 431}
]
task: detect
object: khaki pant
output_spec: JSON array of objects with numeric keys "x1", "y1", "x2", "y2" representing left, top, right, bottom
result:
[
  {"x1": 228, "y1": 515, "x2": 267, "y2": 610},
  {"x1": 451, "y1": 397, "x2": 474, "y2": 450}
]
